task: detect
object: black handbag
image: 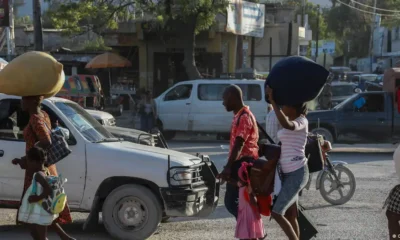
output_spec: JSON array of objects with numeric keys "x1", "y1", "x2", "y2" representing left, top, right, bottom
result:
[
  {"x1": 305, "y1": 133, "x2": 325, "y2": 173},
  {"x1": 298, "y1": 204, "x2": 319, "y2": 240}
]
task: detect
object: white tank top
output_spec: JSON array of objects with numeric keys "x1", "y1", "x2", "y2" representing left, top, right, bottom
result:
[{"x1": 144, "y1": 103, "x2": 152, "y2": 114}]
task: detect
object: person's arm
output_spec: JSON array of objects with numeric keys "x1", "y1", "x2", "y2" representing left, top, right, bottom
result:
[
  {"x1": 31, "y1": 117, "x2": 52, "y2": 149},
  {"x1": 12, "y1": 156, "x2": 27, "y2": 169},
  {"x1": 28, "y1": 173, "x2": 51, "y2": 203}
]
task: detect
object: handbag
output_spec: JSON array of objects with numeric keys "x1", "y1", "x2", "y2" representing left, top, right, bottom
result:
[
  {"x1": 305, "y1": 133, "x2": 325, "y2": 173},
  {"x1": 30, "y1": 121, "x2": 71, "y2": 166},
  {"x1": 298, "y1": 204, "x2": 319, "y2": 240}
]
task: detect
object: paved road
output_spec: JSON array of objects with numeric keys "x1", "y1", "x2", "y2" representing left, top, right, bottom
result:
[{"x1": 0, "y1": 141, "x2": 397, "y2": 240}]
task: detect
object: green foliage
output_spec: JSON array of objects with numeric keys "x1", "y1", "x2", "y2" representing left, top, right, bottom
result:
[
  {"x1": 82, "y1": 37, "x2": 112, "y2": 51},
  {"x1": 14, "y1": 15, "x2": 32, "y2": 26}
]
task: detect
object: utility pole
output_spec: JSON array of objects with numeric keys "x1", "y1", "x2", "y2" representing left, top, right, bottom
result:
[
  {"x1": 369, "y1": 0, "x2": 377, "y2": 73},
  {"x1": 33, "y1": 0, "x2": 43, "y2": 51},
  {"x1": 315, "y1": 5, "x2": 320, "y2": 60}
]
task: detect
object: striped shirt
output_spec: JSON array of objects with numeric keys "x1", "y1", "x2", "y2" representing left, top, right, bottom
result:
[{"x1": 277, "y1": 116, "x2": 308, "y2": 173}]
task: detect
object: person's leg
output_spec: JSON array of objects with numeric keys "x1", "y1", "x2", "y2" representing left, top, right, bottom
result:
[
  {"x1": 224, "y1": 182, "x2": 239, "y2": 219},
  {"x1": 35, "y1": 225, "x2": 48, "y2": 240},
  {"x1": 50, "y1": 222, "x2": 75, "y2": 240},
  {"x1": 140, "y1": 114, "x2": 147, "y2": 131},
  {"x1": 387, "y1": 210, "x2": 400, "y2": 240},
  {"x1": 285, "y1": 203, "x2": 299, "y2": 238},
  {"x1": 29, "y1": 224, "x2": 40, "y2": 240},
  {"x1": 272, "y1": 167, "x2": 308, "y2": 240}
]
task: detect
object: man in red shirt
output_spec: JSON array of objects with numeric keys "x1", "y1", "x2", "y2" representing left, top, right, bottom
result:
[{"x1": 219, "y1": 85, "x2": 259, "y2": 219}]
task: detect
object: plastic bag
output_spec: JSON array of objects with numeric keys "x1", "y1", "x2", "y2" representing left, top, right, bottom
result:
[
  {"x1": 0, "y1": 51, "x2": 64, "y2": 98},
  {"x1": 265, "y1": 56, "x2": 330, "y2": 105}
]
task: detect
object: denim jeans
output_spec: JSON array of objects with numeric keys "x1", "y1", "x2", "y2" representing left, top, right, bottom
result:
[
  {"x1": 140, "y1": 113, "x2": 154, "y2": 132},
  {"x1": 224, "y1": 157, "x2": 255, "y2": 219}
]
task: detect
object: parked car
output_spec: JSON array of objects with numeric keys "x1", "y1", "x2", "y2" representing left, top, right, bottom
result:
[
  {"x1": 329, "y1": 66, "x2": 351, "y2": 81},
  {"x1": 86, "y1": 109, "x2": 168, "y2": 148},
  {"x1": 154, "y1": 79, "x2": 267, "y2": 140},
  {"x1": 308, "y1": 91, "x2": 400, "y2": 144},
  {"x1": 0, "y1": 94, "x2": 219, "y2": 240},
  {"x1": 350, "y1": 74, "x2": 378, "y2": 91},
  {"x1": 343, "y1": 71, "x2": 363, "y2": 82}
]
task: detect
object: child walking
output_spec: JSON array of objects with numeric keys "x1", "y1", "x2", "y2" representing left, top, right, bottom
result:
[
  {"x1": 18, "y1": 146, "x2": 58, "y2": 240},
  {"x1": 235, "y1": 162, "x2": 265, "y2": 240},
  {"x1": 266, "y1": 86, "x2": 310, "y2": 240}
]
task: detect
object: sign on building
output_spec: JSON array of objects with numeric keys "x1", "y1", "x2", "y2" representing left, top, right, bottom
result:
[
  {"x1": 226, "y1": 0, "x2": 265, "y2": 38},
  {"x1": 0, "y1": 0, "x2": 9, "y2": 27},
  {"x1": 311, "y1": 40, "x2": 335, "y2": 57}
]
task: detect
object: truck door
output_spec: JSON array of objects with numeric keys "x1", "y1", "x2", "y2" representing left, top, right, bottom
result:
[{"x1": 338, "y1": 93, "x2": 391, "y2": 143}]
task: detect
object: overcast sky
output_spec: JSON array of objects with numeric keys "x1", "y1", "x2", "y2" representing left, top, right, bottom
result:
[{"x1": 309, "y1": 0, "x2": 331, "y2": 7}]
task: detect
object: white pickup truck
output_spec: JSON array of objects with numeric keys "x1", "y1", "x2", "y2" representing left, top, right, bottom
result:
[{"x1": 0, "y1": 94, "x2": 220, "y2": 240}]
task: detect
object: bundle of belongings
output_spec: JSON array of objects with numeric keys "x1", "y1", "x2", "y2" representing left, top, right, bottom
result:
[{"x1": 0, "y1": 51, "x2": 64, "y2": 98}]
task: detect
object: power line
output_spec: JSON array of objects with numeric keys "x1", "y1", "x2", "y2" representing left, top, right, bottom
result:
[
  {"x1": 336, "y1": 0, "x2": 400, "y2": 18},
  {"x1": 350, "y1": 0, "x2": 400, "y2": 13}
]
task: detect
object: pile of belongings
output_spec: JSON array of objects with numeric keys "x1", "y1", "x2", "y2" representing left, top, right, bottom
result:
[
  {"x1": 265, "y1": 56, "x2": 330, "y2": 105},
  {"x1": 0, "y1": 51, "x2": 64, "y2": 98}
]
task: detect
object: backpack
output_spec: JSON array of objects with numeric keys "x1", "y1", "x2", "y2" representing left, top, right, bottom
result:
[{"x1": 32, "y1": 173, "x2": 68, "y2": 215}]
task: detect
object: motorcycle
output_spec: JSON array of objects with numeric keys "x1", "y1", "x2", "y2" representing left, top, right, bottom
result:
[{"x1": 301, "y1": 136, "x2": 356, "y2": 205}]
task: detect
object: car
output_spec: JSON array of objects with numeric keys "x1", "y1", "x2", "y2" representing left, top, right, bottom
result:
[
  {"x1": 329, "y1": 66, "x2": 351, "y2": 81},
  {"x1": 343, "y1": 71, "x2": 363, "y2": 82},
  {"x1": 86, "y1": 109, "x2": 168, "y2": 148},
  {"x1": 350, "y1": 74, "x2": 378, "y2": 91},
  {"x1": 0, "y1": 94, "x2": 219, "y2": 240},
  {"x1": 154, "y1": 79, "x2": 267, "y2": 140}
]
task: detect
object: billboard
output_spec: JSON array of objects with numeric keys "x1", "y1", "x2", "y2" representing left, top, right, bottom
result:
[
  {"x1": 311, "y1": 40, "x2": 335, "y2": 57},
  {"x1": 226, "y1": 0, "x2": 265, "y2": 38}
]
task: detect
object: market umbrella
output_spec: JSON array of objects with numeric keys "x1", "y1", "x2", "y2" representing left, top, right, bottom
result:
[{"x1": 85, "y1": 52, "x2": 132, "y2": 95}]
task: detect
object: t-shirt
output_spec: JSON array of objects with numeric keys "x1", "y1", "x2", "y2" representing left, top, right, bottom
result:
[
  {"x1": 229, "y1": 106, "x2": 259, "y2": 161},
  {"x1": 277, "y1": 116, "x2": 308, "y2": 173},
  {"x1": 265, "y1": 110, "x2": 282, "y2": 144}
]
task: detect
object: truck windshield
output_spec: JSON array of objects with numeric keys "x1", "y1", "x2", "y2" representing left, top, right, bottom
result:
[
  {"x1": 333, "y1": 94, "x2": 357, "y2": 110},
  {"x1": 331, "y1": 85, "x2": 355, "y2": 97},
  {"x1": 55, "y1": 101, "x2": 115, "y2": 142}
]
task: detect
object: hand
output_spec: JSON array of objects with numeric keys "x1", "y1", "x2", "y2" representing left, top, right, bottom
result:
[
  {"x1": 28, "y1": 195, "x2": 40, "y2": 203},
  {"x1": 11, "y1": 158, "x2": 20, "y2": 165},
  {"x1": 266, "y1": 86, "x2": 275, "y2": 104},
  {"x1": 217, "y1": 166, "x2": 231, "y2": 183}
]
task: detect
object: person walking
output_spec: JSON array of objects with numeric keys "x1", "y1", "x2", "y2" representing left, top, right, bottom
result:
[
  {"x1": 384, "y1": 145, "x2": 400, "y2": 240},
  {"x1": 266, "y1": 86, "x2": 310, "y2": 240},
  {"x1": 11, "y1": 95, "x2": 75, "y2": 240},
  {"x1": 139, "y1": 90, "x2": 157, "y2": 132},
  {"x1": 218, "y1": 85, "x2": 259, "y2": 220}
]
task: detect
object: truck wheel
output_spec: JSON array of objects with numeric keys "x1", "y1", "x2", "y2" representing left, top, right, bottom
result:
[
  {"x1": 102, "y1": 184, "x2": 162, "y2": 240},
  {"x1": 311, "y1": 127, "x2": 334, "y2": 143}
]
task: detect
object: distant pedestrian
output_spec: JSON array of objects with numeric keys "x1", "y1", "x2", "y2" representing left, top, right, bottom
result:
[
  {"x1": 218, "y1": 85, "x2": 259, "y2": 221},
  {"x1": 266, "y1": 86, "x2": 310, "y2": 240},
  {"x1": 384, "y1": 146, "x2": 400, "y2": 240},
  {"x1": 139, "y1": 90, "x2": 156, "y2": 132},
  {"x1": 318, "y1": 83, "x2": 332, "y2": 110}
]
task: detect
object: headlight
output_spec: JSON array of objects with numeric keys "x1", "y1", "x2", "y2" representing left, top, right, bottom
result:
[{"x1": 169, "y1": 169, "x2": 193, "y2": 186}]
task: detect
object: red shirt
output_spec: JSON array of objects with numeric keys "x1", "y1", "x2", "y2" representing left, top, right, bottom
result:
[{"x1": 229, "y1": 106, "x2": 259, "y2": 160}]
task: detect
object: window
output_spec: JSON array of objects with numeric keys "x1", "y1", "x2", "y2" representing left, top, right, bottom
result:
[
  {"x1": 198, "y1": 84, "x2": 229, "y2": 101},
  {"x1": 237, "y1": 84, "x2": 262, "y2": 101},
  {"x1": 0, "y1": 99, "x2": 28, "y2": 141},
  {"x1": 197, "y1": 83, "x2": 262, "y2": 101},
  {"x1": 164, "y1": 84, "x2": 193, "y2": 101},
  {"x1": 331, "y1": 85, "x2": 355, "y2": 97},
  {"x1": 352, "y1": 94, "x2": 384, "y2": 112}
]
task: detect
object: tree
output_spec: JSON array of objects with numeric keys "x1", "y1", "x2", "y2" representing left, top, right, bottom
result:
[
  {"x1": 48, "y1": 0, "x2": 239, "y2": 79},
  {"x1": 33, "y1": 0, "x2": 44, "y2": 51}
]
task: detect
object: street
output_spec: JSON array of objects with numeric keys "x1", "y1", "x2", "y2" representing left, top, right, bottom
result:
[{"x1": 0, "y1": 140, "x2": 396, "y2": 240}]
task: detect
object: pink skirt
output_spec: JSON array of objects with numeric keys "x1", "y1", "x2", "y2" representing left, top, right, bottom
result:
[{"x1": 235, "y1": 187, "x2": 265, "y2": 239}]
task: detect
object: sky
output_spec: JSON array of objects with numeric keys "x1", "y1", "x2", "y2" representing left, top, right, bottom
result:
[{"x1": 309, "y1": 0, "x2": 332, "y2": 7}]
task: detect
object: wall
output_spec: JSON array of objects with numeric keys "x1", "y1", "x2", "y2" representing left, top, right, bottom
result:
[{"x1": 246, "y1": 23, "x2": 299, "y2": 72}]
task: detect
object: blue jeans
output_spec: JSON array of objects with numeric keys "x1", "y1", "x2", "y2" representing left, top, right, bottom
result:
[
  {"x1": 140, "y1": 114, "x2": 154, "y2": 132},
  {"x1": 224, "y1": 157, "x2": 255, "y2": 219}
]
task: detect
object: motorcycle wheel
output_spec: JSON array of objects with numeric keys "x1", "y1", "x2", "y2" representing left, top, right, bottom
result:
[{"x1": 319, "y1": 165, "x2": 356, "y2": 205}]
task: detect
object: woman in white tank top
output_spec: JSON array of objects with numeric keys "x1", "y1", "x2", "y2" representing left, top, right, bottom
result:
[{"x1": 139, "y1": 90, "x2": 156, "y2": 132}]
